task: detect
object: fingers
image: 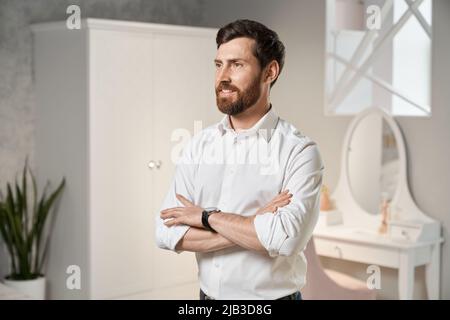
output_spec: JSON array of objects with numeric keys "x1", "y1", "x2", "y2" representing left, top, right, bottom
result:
[
  {"x1": 160, "y1": 208, "x2": 182, "y2": 219},
  {"x1": 268, "y1": 198, "x2": 292, "y2": 213},
  {"x1": 275, "y1": 190, "x2": 291, "y2": 199},
  {"x1": 176, "y1": 194, "x2": 194, "y2": 207},
  {"x1": 270, "y1": 192, "x2": 292, "y2": 205},
  {"x1": 278, "y1": 193, "x2": 293, "y2": 201},
  {"x1": 164, "y1": 218, "x2": 179, "y2": 227},
  {"x1": 257, "y1": 191, "x2": 293, "y2": 215},
  {"x1": 273, "y1": 198, "x2": 291, "y2": 208}
]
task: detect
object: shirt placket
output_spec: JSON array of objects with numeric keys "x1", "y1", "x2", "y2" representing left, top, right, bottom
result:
[{"x1": 209, "y1": 132, "x2": 241, "y2": 298}]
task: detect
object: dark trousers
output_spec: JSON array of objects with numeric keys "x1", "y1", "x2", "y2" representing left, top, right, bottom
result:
[{"x1": 199, "y1": 289, "x2": 302, "y2": 300}]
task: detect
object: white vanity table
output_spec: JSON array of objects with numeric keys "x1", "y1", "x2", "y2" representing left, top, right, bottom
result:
[
  {"x1": 313, "y1": 108, "x2": 443, "y2": 300},
  {"x1": 313, "y1": 224, "x2": 442, "y2": 300}
]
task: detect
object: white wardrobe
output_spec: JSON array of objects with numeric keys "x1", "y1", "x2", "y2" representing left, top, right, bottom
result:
[{"x1": 32, "y1": 19, "x2": 220, "y2": 299}]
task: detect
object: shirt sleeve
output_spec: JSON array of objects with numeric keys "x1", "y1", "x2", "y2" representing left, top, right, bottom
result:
[
  {"x1": 253, "y1": 140, "x2": 324, "y2": 257},
  {"x1": 155, "y1": 139, "x2": 197, "y2": 253}
]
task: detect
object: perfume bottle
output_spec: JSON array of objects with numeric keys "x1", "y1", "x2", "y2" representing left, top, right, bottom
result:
[
  {"x1": 320, "y1": 184, "x2": 333, "y2": 211},
  {"x1": 378, "y1": 197, "x2": 390, "y2": 235}
]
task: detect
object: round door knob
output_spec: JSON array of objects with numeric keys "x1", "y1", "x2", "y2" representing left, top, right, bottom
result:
[{"x1": 148, "y1": 160, "x2": 162, "y2": 169}]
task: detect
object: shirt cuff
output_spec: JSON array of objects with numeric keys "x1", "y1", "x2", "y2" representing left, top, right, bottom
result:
[
  {"x1": 159, "y1": 223, "x2": 190, "y2": 254},
  {"x1": 253, "y1": 212, "x2": 287, "y2": 258}
]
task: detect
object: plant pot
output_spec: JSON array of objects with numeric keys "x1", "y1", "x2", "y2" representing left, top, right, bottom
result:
[{"x1": 3, "y1": 276, "x2": 46, "y2": 300}]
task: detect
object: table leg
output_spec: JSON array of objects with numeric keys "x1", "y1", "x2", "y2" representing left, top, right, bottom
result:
[
  {"x1": 425, "y1": 243, "x2": 440, "y2": 299},
  {"x1": 399, "y1": 250, "x2": 415, "y2": 300}
]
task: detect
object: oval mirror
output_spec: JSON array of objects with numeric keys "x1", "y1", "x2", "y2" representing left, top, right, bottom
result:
[{"x1": 347, "y1": 112, "x2": 400, "y2": 214}]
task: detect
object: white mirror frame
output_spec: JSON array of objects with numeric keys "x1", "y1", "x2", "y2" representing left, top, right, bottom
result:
[{"x1": 332, "y1": 107, "x2": 433, "y2": 229}]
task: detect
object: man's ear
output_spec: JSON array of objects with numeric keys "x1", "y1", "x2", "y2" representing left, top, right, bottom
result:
[{"x1": 264, "y1": 60, "x2": 280, "y2": 86}]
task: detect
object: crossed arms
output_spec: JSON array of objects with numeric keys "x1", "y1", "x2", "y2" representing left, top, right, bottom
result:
[
  {"x1": 163, "y1": 191, "x2": 293, "y2": 254},
  {"x1": 155, "y1": 142, "x2": 324, "y2": 258}
]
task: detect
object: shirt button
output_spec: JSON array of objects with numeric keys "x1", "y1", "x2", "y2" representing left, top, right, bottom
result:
[{"x1": 214, "y1": 262, "x2": 220, "y2": 268}]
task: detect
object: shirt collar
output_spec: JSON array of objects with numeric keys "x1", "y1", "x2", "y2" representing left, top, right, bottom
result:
[{"x1": 217, "y1": 105, "x2": 279, "y2": 142}]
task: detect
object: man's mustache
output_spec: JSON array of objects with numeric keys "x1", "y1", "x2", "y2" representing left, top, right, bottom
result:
[{"x1": 216, "y1": 82, "x2": 239, "y2": 92}]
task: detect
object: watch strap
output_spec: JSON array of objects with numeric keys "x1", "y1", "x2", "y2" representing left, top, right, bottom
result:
[{"x1": 202, "y1": 209, "x2": 220, "y2": 232}]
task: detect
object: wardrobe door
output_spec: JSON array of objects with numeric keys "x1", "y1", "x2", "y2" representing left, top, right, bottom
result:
[
  {"x1": 151, "y1": 31, "x2": 219, "y2": 290},
  {"x1": 89, "y1": 29, "x2": 155, "y2": 299}
]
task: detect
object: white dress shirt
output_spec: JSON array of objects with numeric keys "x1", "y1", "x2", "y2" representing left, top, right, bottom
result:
[{"x1": 155, "y1": 106, "x2": 324, "y2": 299}]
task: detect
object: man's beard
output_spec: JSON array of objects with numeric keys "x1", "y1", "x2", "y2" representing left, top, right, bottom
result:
[{"x1": 215, "y1": 73, "x2": 262, "y2": 116}]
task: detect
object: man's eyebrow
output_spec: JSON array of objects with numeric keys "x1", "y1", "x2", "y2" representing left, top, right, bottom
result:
[{"x1": 214, "y1": 58, "x2": 247, "y2": 64}]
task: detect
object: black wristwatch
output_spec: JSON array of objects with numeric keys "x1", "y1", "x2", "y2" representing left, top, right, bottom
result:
[{"x1": 202, "y1": 207, "x2": 221, "y2": 232}]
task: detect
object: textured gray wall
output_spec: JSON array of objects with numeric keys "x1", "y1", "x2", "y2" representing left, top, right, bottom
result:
[
  {"x1": 0, "y1": 0, "x2": 204, "y2": 182},
  {"x1": 202, "y1": 0, "x2": 450, "y2": 299},
  {"x1": 0, "y1": 0, "x2": 205, "y2": 278}
]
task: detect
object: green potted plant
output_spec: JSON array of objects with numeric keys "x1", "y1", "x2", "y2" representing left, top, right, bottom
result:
[{"x1": 0, "y1": 159, "x2": 65, "y2": 299}]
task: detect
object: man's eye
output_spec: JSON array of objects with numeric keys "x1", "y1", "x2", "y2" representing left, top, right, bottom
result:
[
  {"x1": 215, "y1": 63, "x2": 222, "y2": 68},
  {"x1": 233, "y1": 62, "x2": 243, "y2": 68}
]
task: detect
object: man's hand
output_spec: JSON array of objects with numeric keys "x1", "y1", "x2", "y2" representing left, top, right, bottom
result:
[
  {"x1": 160, "y1": 194, "x2": 204, "y2": 228},
  {"x1": 162, "y1": 190, "x2": 292, "y2": 228},
  {"x1": 255, "y1": 190, "x2": 292, "y2": 215}
]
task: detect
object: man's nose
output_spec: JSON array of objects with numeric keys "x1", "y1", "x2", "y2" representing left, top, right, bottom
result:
[{"x1": 217, "y1": 65, "x2": 231, "y2": 83}]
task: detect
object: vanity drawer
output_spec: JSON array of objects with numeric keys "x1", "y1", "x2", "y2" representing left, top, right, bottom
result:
[
  {"x1": 313, "y1": 237, "x2": 399, "y2": 268},
  {"x1": 390, "y1": 226, "x2": 422, "y2": 241},
  {"x1": 389, "y1": 224, "x2": 422, "y2": 242}
]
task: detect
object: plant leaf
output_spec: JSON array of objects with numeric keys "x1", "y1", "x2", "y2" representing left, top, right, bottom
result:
[
  {"x1": 0, "y1": 162, "x2": 65, "y2": 279},
  {"x1": 37, "y1": 178, "x2": 65, "y2": 273}
]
